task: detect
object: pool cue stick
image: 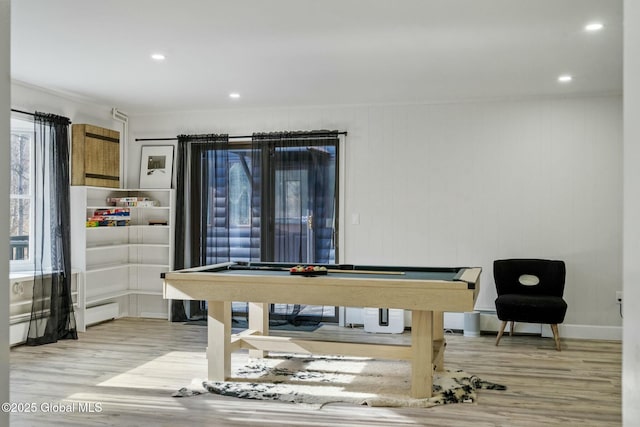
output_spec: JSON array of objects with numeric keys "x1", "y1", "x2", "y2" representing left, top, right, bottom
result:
[
  {"x1": 230, "y1": 264, "x2": 406, "y2": 275},
  {"x1": 326, "y1": 269, "x2": 405, "y2": 275}
]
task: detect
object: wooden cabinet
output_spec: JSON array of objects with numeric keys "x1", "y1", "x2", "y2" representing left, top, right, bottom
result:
[
  {"x1": 72, "y1": 124, "x2": 120, "y2": 188},
  {"x1": 71, "y1": 186, "x2": 175, "y2": 323}
]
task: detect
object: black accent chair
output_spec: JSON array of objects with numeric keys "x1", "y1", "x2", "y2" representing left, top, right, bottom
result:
[{"x1": 494, "y1": 259, "x2": 568, "y2": 351}]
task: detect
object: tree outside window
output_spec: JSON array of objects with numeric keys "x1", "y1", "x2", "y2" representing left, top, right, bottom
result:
[
  {"x1": 10, "y1": 117, "x2": 32, "y2": 263},
  {"x1": 229, "y1": 155, "x2": 251, "y2": 227}
]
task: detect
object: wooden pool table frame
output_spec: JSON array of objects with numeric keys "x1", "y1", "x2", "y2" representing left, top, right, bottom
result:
[{"x1": 163, "y1": 262, "x2": 481, "y2": 399}]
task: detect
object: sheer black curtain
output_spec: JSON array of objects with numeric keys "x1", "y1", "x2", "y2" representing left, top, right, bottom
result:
[
  {"x1": 171, "y1": 130, "x2": 338, "y2": 325},
  {"x1": 251, "y1": 131, "x2": 339, "y2": 324},
  {"x1": 26, "y1": 112, "x2": 78, "y2": 345},
  {"x1": 172, "y1": 133, "x2": 230, "y2": 321}
]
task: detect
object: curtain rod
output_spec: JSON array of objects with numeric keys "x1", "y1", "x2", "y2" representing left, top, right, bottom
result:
[
  {"x1": 11, "y1": 108, "x2": 36, "y2": 117},
  {"x1": 135, "y1": 131, "x2": 347, "y2": 142},
  {"x1": 11, "y1": 108, "x2": 73, "y2": 124}
]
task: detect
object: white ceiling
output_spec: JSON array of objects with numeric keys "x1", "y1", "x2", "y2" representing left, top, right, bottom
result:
[{"x1": 10, "y1": 0, "x2": 622, "y2": 114}]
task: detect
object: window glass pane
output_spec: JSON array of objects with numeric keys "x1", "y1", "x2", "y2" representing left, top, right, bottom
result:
[
  {"x1": 275, "y1": 175, "x2": 304, "y2": 220},
  {"x1": 10, "y1": 198, "x2": 30, "y2": 261},
  {"x1": 10, "y1": 117, "x2": 32, "y2": 264},
  {"x1": 10, "y1": 119, "x2": 31, "y2": 196},
  {"x1": 228, "y1": 153, "x2": 251, "y2": 227}
]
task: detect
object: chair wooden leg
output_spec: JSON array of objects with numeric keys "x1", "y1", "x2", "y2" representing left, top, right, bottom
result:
[
  {"x1": 509, "y1": 321, "x2": 515, "y2": 336},
  {"x1": 496, "y1": 321, "x2": 508, "y2": 346},
  {"x1": 550, "y1": 324, "x2": 562, "y2": 351}
]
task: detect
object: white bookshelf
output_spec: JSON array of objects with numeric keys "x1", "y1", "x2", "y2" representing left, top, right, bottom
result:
[{"x1": 70, "y1": 186, "x2": 175, "y2": 324}]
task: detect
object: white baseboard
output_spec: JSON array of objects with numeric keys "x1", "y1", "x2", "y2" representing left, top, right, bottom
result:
[
  {"x1": 446, "y1": 311, "x2": 622, "y2": 341},
  {"x1": 139, "y1": 312, "x2": 168, "y2": 319},
  {"x1": 345, "y1": 307, "x2": 622, "y2": 341},
  {"x1": 85, "y1": 303, "x2": 119, "y2": 327},
  {"x1": 10, "y1": 303, "x2": 119, "y2": 345},
  {"x1": 9, "y1": 322, "x2": 29, "y2": 346},
  {"x1": 541, "y1": 323, "x2": 622, "y2": 341}
]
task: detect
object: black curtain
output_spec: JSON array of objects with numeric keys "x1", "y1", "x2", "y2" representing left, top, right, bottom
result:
[
  {"x1": 251, "y1": 131, "x2": 339, "y2": 324},
  {"x1": 171, "y1": 130, "x2": 338, "y2": 325},
  {"x1": 172, "y1": 133, "x2": 230, "y2": 321},
  {"x1": 26, "y1": 112, "x2": 77, "y2": 345}
]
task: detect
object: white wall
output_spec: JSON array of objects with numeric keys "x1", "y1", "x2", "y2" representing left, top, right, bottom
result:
[
  {"x1": 11, "y1": 81, "x2": 118, "y2": 129},
  {"x1": 1, "y1": 1, "x2": 10, "y2": 424},
  {"x1": 623, "y1": 0, "x2": 640, "y2": 424},
  {"x1": 129, "y1": 94, "x2": 623, "y2": 329}
]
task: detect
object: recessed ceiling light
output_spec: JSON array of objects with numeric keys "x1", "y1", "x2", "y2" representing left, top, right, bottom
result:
[
  {"x1": 558, "y1": 75, "x2": 573, "y2": 83},
  {"x1": 585, "y1": 22, "x2": 604, "y2": 32},
  {"x1": 229, "y1": 93, "x2": 240, "y2": 99},
  {"x1": 151, "y1": 53, "x2": 166, "y2": 61}
]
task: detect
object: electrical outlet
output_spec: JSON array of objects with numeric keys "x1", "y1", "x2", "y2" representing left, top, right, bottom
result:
[{"x1": 616, "y1": 291, "x2": 623, "y2": 304}]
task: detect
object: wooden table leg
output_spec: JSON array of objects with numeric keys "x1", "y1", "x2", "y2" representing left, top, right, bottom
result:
[
  {"x1": 433, "y1": 311, "x2": 445, "y2": 372},
  {"x1": 248, "y1": 302, "x2": 269, "y2": 359},
  {"x1": 433, "y1": 311, "x2": 444, "y2": 341},
  {"x1": 207, "y1": 300, "x2": 231, "y2": 380},
  {"x1": 411, "y1": 309, "x2": 433, "y2": 398}
]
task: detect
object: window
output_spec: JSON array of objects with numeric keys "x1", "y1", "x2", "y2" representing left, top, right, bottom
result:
[
  {"x1": 10, "y1": 116, "x2": 33, "y2": 269},
  {"x1": 268, "y1": 145, "x2": 337, "y2": 265},
  {"x1": 177, "y1": 134, "x2": 340, "y2": 323},
  {"x1": 228, "y1": 154, "x2": 252, "y2": 227}
]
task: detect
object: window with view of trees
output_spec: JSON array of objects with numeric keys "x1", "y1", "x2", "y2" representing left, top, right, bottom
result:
[
  {"x1": 228, "y1": 158, "x2": 251, "y2": 227},
  {"x1": 10, "y1": 117, "x2": 33, "y2": 265}
]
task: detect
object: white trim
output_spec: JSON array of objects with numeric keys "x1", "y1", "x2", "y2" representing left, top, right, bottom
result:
[
  {"x1": 541, "y1": 323, "x2": 622, "y2": 341},
  {"x1": 85, "y1": 303, "x2": 119, "y2": 327},
  {"x1": 112, "y1": 108, "x2": 129, "y2": 188},
  {"x1": 9, "y1": 114, "x2": 35, "y2": 270},
  {"x1": 9, "y1": 322, "x2": 29, "y2": 347},
  {"x1": 12, "y1": 79, "x2": 114, "y2": 111},
  {"x1": 126, "y1": 90, "x2": 623, "y2": 118},
  {"x1": 10, "y1": 268, "x2": 81, "y2": 281},
  {"x1": 443, "y1": 311, "x2": 622, "y2": 341},
  {"x1": 347, "y1": 308, "x2": 622, "y2": 341},
  {"x1": 338, "y1": 133, "x2": 346, "y2": 264},
  {"x1": 139, "y1": 311, "x2": 168, "y2": 319}
]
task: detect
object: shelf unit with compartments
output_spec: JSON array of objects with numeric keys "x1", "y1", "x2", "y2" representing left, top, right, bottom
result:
[{"x1": 70, "y1": 186, "x2": 175, "y2": 324}]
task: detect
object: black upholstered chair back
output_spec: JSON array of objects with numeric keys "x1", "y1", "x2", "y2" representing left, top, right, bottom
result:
[
  {"x1": 494, "y1": 259, "x2": 566, "y2": 297},
  {"x1": 493, "y1": 258, "x2": 568, "y2": 350}
]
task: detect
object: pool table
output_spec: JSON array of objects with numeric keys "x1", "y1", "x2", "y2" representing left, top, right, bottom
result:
[{"x1": 163, "y1": 261, "x2": 482, "y2": 399}]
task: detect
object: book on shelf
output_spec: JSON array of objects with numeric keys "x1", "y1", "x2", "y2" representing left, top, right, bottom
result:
[
  {"x1": 86, "y1": 208, "x2": 131, "y2": 227},
  {"x1": 107, "y1": 197, "x2": 158, "y2": 207}
]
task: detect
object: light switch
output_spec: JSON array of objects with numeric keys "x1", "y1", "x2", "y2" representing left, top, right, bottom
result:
[{"x1": 351, "y1": 213, "x2": 360, "y2": 225}]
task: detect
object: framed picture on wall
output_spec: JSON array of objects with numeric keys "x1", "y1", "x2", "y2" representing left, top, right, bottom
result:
[{"x1": 139, "y1": 145, "x2": 174, "y2": 189}]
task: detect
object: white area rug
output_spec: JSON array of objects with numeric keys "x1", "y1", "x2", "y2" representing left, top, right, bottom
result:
[{"x1": 173, "y1": 354, "x2": 505, "y2": 408}]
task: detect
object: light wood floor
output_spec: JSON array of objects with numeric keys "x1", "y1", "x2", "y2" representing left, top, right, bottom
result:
[{"x1": 9, "y1": 318, "x2": 621, "y2": 426}]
